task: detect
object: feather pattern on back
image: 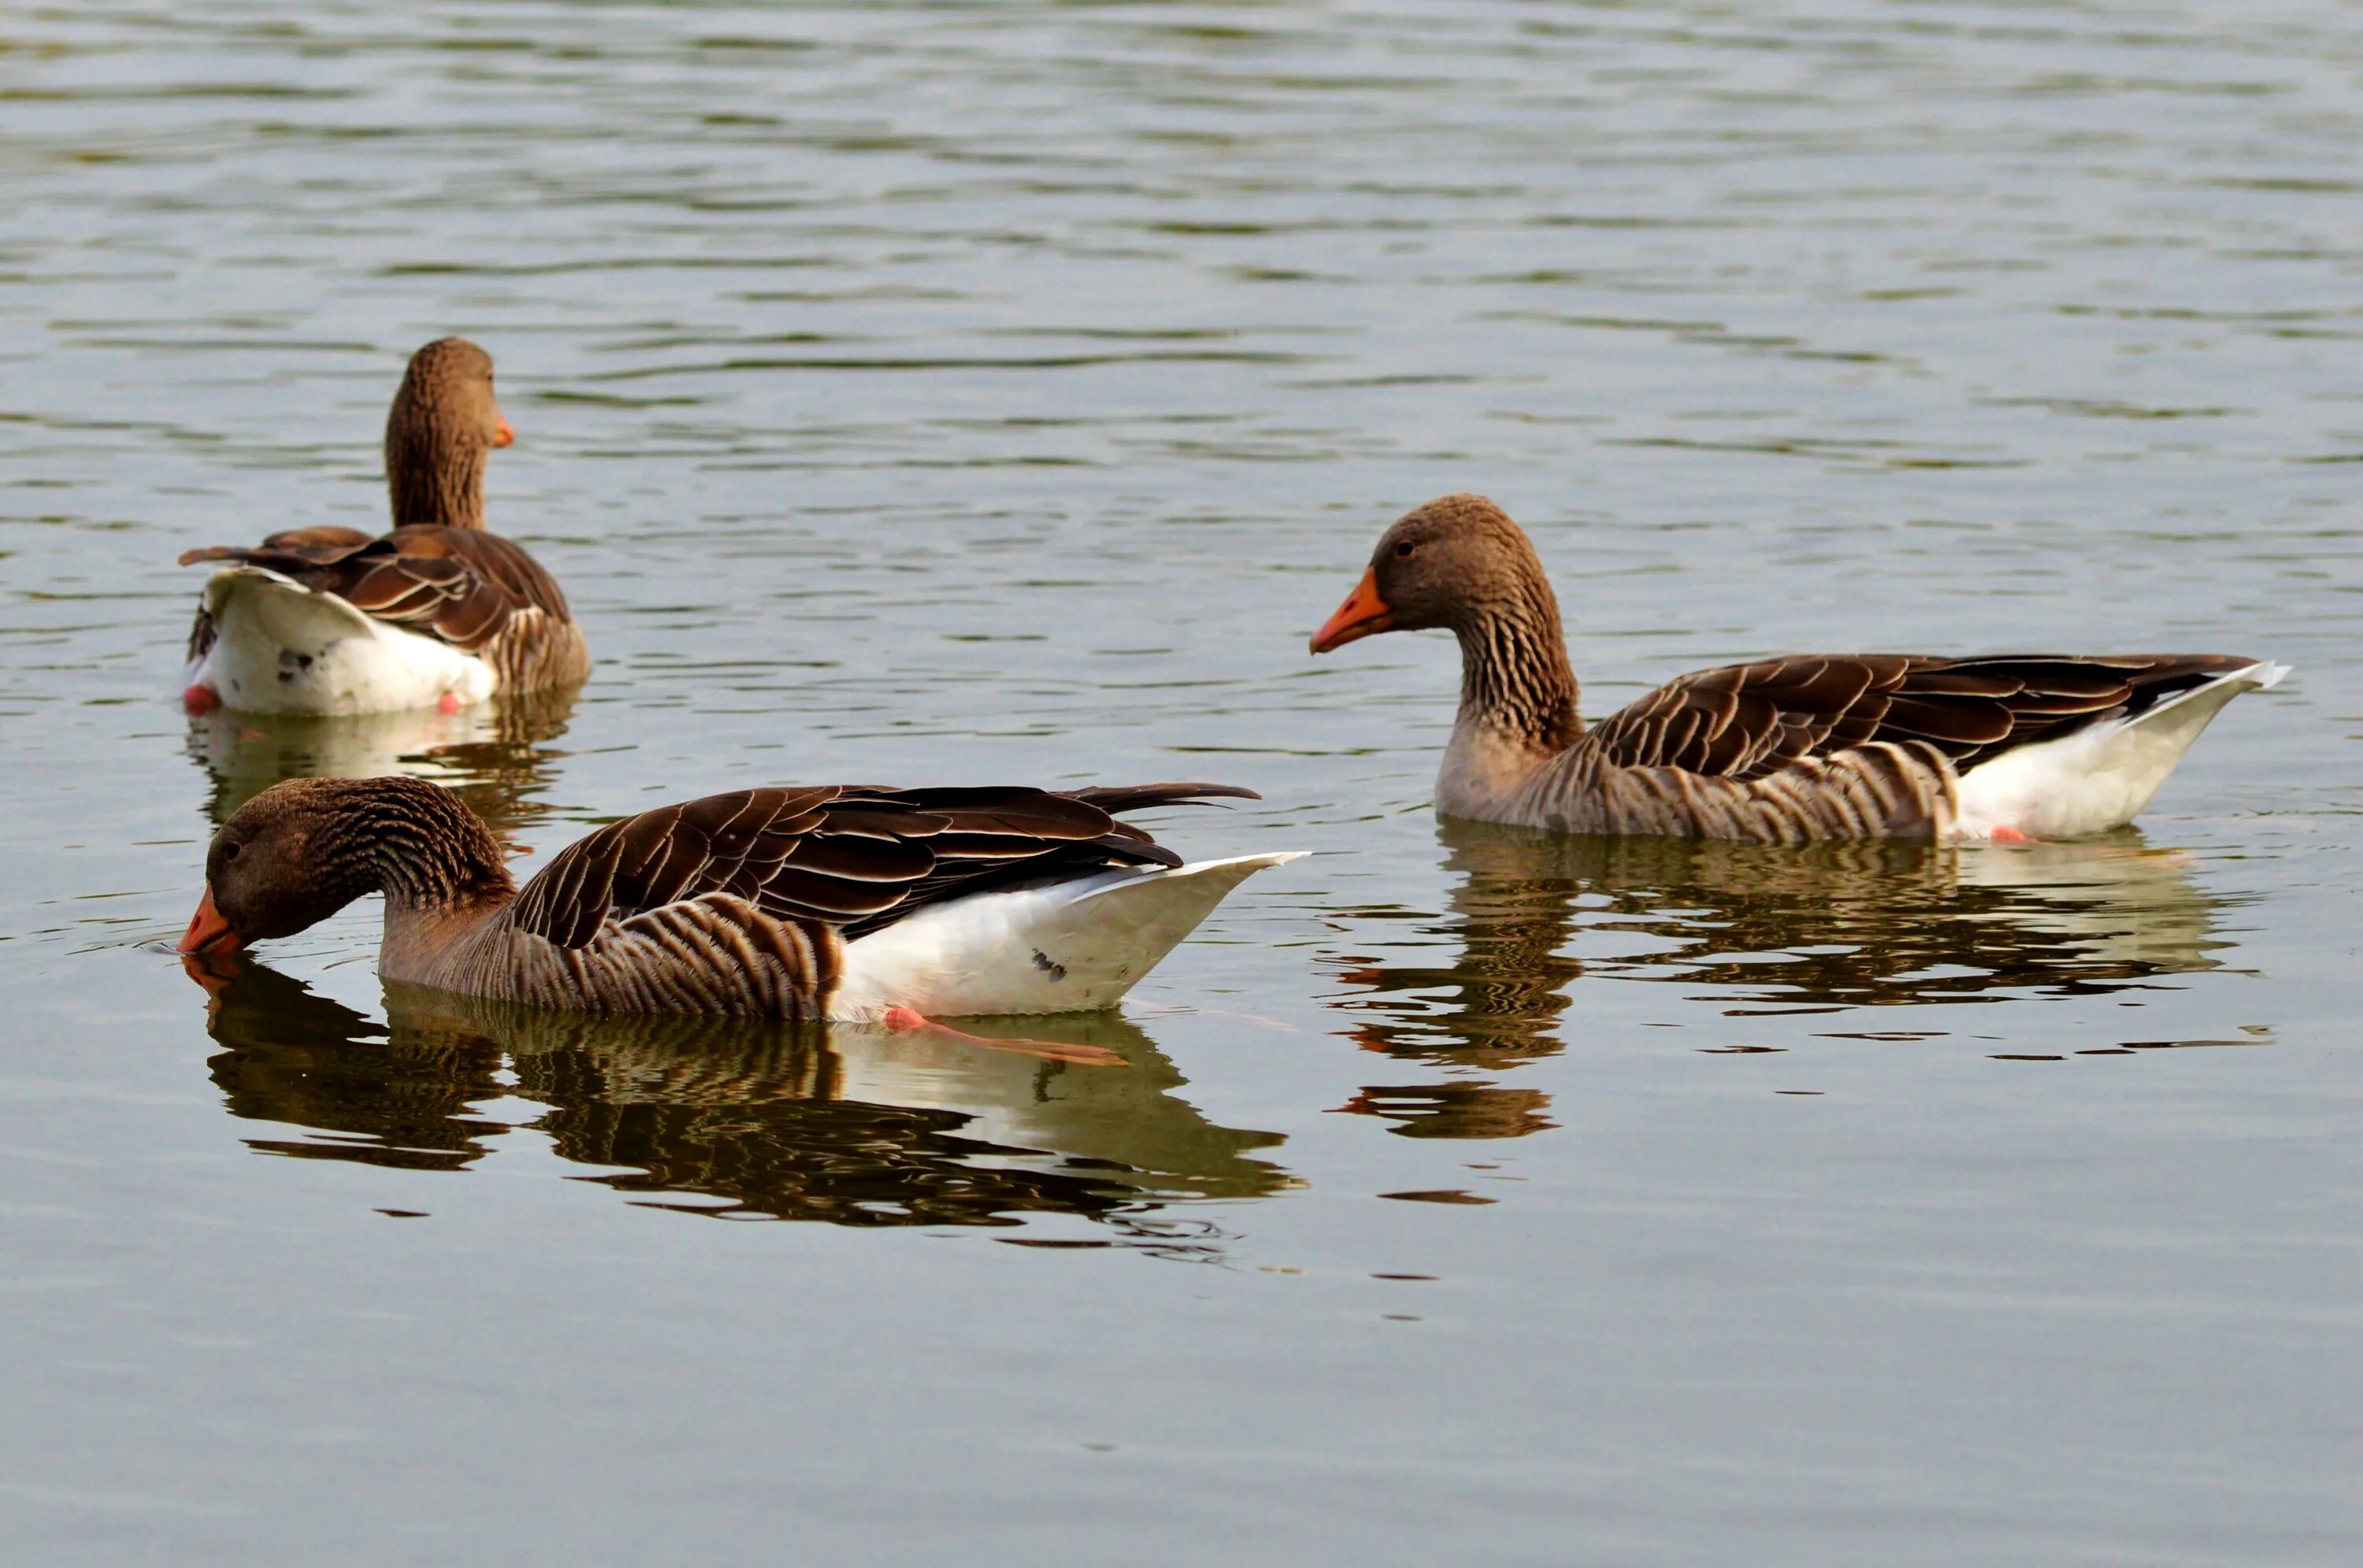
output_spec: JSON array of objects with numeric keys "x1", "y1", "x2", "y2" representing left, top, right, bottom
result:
[
  {"x1": 1585, "y1": 653, "x2": 2258, "y2": 779},
  {"x1": 1501, "y1": 654, "x2": 2274, "y2": 842},
  {"x1": 181, "y1": 525, "x2": 588, "y2": 691}
]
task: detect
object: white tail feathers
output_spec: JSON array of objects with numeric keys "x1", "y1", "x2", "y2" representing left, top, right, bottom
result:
[
  {"x1": 831, "y1": 851, "x2": 1307, "y2": 1021},
  {"x1": 184, "y1": 565, "x2": 494, "y2": 715}
]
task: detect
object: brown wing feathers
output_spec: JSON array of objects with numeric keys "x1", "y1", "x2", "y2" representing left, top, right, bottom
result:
[
  {"x1": 1593, "y1": 653, "x2": 2255, "y2": 780},
  {"x1": 180, "y1": 525, "x2": 377, "y2": 568},
  {"x1": 505, "y1": 784, "x2": 1258, "y2": 951}
]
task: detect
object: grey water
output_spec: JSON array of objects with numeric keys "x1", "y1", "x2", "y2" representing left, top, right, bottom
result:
[{"x1": 3, "y1": 2, "x2": 2359, "y2": 1562}]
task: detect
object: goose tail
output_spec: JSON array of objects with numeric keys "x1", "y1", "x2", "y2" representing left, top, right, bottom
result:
[
  {"x1": 1953, "y1": 659, "x2": 2288, "y2": 840},
  {"x1": 832, "y1": 851, "x2": 1307, "y2": 1021},
  {"x1": 182, "y1": 565, "x2": 494, "y2": 716}
]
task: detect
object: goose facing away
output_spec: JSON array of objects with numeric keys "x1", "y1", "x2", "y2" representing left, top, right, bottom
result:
[
  {"x1": 1308, "y1": 493, "x2": 2285, "y2": 843},
  {"x1": 178, "y1": 775, "x2": 1302, "y2": 1022},
  {"x1": 179, "y1": 338, "x2": 590, "y2": 717}
]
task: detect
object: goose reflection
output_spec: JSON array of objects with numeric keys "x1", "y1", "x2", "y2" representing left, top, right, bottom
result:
[
  {"x1": 1328, "y1": 818, "x2": 2235, "y2": 1137},
  {"x1": 186, "y1": 955, "x2": 1291, "y2": 1229},
  {"x1": 186, "y1": 685, "x2": 577, "y2": 838},
  {"x1": 1326, "y1": 819, "x2": 1590, "y2": 1140}
]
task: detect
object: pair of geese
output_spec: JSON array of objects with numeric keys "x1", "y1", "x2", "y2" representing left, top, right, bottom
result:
[{"x1": 176, "y1": 340, "x2": 2287, "y2": 1029}]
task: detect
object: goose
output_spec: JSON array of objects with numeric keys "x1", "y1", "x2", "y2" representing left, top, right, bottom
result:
[
  {"x1": 178, "y1": 338, "x2": 589, "y2": 717},
  {"x1": 1308, "y1": 493, "x2": 2286, "y2": 842},
  {"x1": 176, "y1": 774, "x2": 1301, "y2": 1023}
]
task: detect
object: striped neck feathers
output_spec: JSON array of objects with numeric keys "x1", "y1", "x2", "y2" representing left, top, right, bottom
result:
[
  {"x1": 385, "y1": 400, "x2": 489, "y2": 530},
  {"x1": 306, "y1": 776, "x2": 517, "y2": 915},
  {"x1": 1451, "y1": 573, "x2": 1583, "y2": 756}
]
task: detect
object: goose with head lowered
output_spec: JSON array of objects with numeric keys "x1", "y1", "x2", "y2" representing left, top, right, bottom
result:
[
  {"x1": 1308, "y1": 494, "x2": 2286, "y2": 842},
  {"x1": 178, "y1": 775, "x2": 1300, "y2": 1024},
  {"x1": 179, "y1": 338, "x2": 589, "y2": 717}
]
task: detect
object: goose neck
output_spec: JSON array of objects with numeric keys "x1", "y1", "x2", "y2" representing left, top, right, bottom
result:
[
  {"x1": 324, "y1": 784, "x2": 512, "y2": 983},
  {"x1": 386, "y1": 434, "x2": 487, "y2": 529},
  {"x1": 1450, "y1": 582, "x2": 1582, "y2": 754},
  {"x1": 312, "y1": 779, "x2": 515, "y2": 914}
]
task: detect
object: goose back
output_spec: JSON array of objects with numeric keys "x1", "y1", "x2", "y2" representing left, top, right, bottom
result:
[
  {"x1": 1498, "y1": 651, "x2": 2268, "y2": 841},
  {"x1": 182, "y1": 525, "x2": 588, "y2": 692},
  {"x1": 411, "y1": 783, "x2": 1259, "y2": 1018}
]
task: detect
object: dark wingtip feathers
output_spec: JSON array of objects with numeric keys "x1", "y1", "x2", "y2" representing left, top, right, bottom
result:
[{"x1": 1061, "y1": 781, "x2": 1262, "y2": 814}]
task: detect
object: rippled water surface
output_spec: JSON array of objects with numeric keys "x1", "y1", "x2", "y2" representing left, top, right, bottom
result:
[{"x1": 4, "y1": 3, "x2": 2360, "y2": 1561}]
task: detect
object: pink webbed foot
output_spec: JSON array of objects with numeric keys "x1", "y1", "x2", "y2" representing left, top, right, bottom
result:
[
  {"x1": 183, "y1": 684, "x2": 221, "y2": 715},
  {"x1": 875, "y1": 1006, "x2": 1126, "y2": 1067},
  {"x1": 438, "y1": 691, "x2": 465, "y2": 715},
  {"x1": 1989, "y1": 825, "x2": 2035, "y2": 843}
]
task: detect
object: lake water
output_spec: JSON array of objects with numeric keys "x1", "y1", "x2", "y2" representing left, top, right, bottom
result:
[{"x1": 3, "y1": 2, "x2": 2358, "y2": 1561}]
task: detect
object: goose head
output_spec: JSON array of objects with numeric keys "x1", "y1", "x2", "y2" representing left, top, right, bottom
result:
[
  {"x1": 384, "y1": 337, "x2": 514, "y2": 528},
  {"x1": 1308, "y1": 493, "x2": 1551, "y2": 653},
  {"x1": 182, "y1": 780, "x2": 364, "y2": 954},
  {"x1": 179, "y1": 776, "x2": 509, "y2": 955}
]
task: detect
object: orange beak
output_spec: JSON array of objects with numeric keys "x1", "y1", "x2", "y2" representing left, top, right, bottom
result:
[
  {"x1": 178, "y1": 888, "x2": 242, "y2": 955},
  {"x1": 492, "y1": 414, "x2": 515, "y2": 448},
  {"x1": 1309, "y1": 566, "x2": 1396, "y2": 654}
]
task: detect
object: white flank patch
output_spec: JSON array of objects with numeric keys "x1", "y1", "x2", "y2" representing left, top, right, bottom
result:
[
  {"x1": 1952, "y1": 661, "x2": 2287, "y2": 840},
  {"x1": 831, "y1": 851, "x2": 1307, "y2": 1021},
  {"x1": 182, "y1": 565, "x2": 495, "y2": 716}
]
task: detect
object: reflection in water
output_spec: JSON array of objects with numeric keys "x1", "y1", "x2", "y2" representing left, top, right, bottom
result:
[
  {"x1": 189, "y1": 958, "x2": 1290, "y2": 1233},
  {"x1": 185, "y1": 686, "x2": 579, "y2": 839},
  {"x1": 1332, "y1": 1083, "x2": 1557, "y2": 1141},
  {"x1": 1329, "y1": 819, "x2": 2236, "y2": 1138}
]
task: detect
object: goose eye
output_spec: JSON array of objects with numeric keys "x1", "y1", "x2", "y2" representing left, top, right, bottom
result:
[
  {"x1": 222, "y1": 841, "x2": 241, "y2": 862},
  {"x1": 1395, "y1": 540, "x2": 1417, "y2": 558}
]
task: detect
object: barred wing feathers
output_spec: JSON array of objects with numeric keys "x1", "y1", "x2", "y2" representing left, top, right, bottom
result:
[
  {"x1": 1586, "y1": 653, "x2": 2261, "y2": 780},
  {"x1": 502, "y1": 783, "x2": 1262, "y2": 951}
]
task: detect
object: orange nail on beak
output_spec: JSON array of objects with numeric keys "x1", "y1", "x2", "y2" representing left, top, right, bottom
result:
[
  {"x1": 1308, "y1": 566, "x2": 1397, "y2": 654},
  {"x1": 178, "y1": 888, "x2": 242, "y2": 955},
  {"x1": 492, "y1": 415, "x2": 515, "y2": 448}
]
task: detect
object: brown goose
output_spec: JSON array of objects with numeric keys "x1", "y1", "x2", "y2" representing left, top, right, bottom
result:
[
  {"x1": 177, "y1": 775, "x2": 1301, "y2": 1021},
  {"x1": 1308, "y1": 494, "x2": 2285, "y2": 842},
  {"x1": 179, "y1": 338, "x2": 589, "y2": 716}
]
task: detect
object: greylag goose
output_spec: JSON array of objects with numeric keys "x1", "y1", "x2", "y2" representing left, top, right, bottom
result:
[
  {"x1": 178, "y1": 774, "x2": 1300, "y2": 1021},
  {"x1": 179, "y1": 338, "x2": 589, "y2": 716},
  {"x1": 1308, "y1": 494, "x2": 2286, "y2": 842}
]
